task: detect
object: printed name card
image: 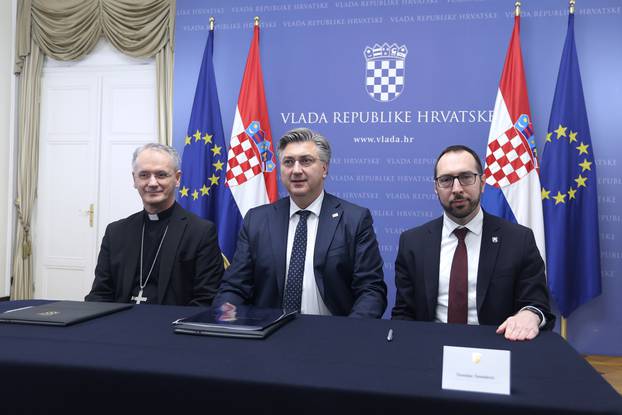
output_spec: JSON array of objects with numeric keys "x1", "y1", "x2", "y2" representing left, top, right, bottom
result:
[{"x1": 441, "y1": 346, "x2": 510, "y2": 395}]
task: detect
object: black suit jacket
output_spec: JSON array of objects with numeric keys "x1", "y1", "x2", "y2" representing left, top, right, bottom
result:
[
  {"x1": 214, "y1": 193, "x2": 387, "y2": 318},
  {"x1": 391, "y1": 211, "x2": 554, "y2": 329},
  {"x1": 85, "y1": 203, "x2": 224, "y2": 306}
]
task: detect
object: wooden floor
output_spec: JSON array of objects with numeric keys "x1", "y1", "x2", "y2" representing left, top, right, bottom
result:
[{"x1": 586, "y1": 355, "x2": 622, "y2": 394}]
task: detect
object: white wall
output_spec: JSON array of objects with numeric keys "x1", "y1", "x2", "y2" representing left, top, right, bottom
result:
[{"x1": 0, "y1": 1, "x2": 16, "y2": 298}]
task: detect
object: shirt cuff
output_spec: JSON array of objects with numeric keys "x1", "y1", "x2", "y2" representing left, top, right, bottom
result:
[{"x1": 520, "y1": 305, "x2": 546, "y2": 329}]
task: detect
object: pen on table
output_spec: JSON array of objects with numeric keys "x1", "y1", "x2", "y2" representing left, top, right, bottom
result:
[
  {"x1": 3, "y1": 306, "x2": 33, "y2": 313},
  {"x1": 386, "y1": 328, "x2": 393, "y2": 342}
]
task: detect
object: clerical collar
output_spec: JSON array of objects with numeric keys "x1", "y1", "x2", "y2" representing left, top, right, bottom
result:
[{"x1": 143, "y1": 202, "x2": 176, "y2": 222}]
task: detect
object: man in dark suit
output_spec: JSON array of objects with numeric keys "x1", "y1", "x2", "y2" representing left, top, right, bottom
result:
[
  {"x1": 392, "y1": 144, "x2": 554, "y2": 340},
  {"x1": 86, "y1": 143, "x2": 224, "y2": 306},
  {"x1": 215, "y1": 128, "x2": 387, "y2": 318}
]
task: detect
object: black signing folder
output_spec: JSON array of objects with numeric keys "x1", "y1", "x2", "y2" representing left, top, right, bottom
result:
[
  {"x1": 0, "y1": 301, "x2": 132, "y2": 326},
  {"x1": 173, "y1": 304, "x2": 296, "y2": 339}
]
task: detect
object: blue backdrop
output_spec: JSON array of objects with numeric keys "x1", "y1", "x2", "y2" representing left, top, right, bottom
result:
[{"x1": 173, "y1": 0, "x2": 622, "y2": 355}]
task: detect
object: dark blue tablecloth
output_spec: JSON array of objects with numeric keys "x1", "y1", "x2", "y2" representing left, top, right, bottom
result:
[{"x1": 0, "y1": 300, "x2": 620, "y2": 414}]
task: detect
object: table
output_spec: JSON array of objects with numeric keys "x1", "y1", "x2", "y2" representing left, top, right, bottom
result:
[{"x1": 0, "y1": 300, "x2": 620, "y2": 414}]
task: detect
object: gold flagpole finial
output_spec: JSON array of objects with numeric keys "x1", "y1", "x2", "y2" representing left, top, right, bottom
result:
[
  {"x1": 514, "y1": 1, "x2": 521, "y2": 17},
  {"x1": 569, "y1": 0, "x2": 575, "y2": 15},
  {"x1": 561, "y1": 317, "x2": 568, "y2": 340},
  {"x1": 254, "y1": 16, "x2": 260, "y2": 27},
  {"x1": 209, "y1": 16, "x2": 214, "y2": 31}
]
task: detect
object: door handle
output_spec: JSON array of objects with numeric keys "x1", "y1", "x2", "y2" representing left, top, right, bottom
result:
[{"x1": 87, "y1": 204, "x2": 94, "y2": 227}]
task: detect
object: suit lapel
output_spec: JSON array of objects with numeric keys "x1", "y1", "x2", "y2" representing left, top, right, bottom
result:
[
  {"x1": 313, "y1": 193, "x2": 342, "y2": 298},
  {"x1": 424, "y1": 218, "x2": 443, "y2": 319},
  {"x1": 157, "y1": 205, "x2": 187, "y2": 303},
  {"x1": 270, "y1": 198, "x2": 290, "y2": 299},
  {"x1": 476, "y1": 212, "x2": 502, "y2": 313},
  {"x1": 120, "y1": 213, "x2": 142, "y2": 301}
]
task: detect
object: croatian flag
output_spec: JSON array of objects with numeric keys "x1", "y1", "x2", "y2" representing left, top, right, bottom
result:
[
  {"x1": 226, "y1": 23, "x2": 278, "y2": 218},
  {"x1": 481, "y1": 13, "x2": 546, "y2": 260}
]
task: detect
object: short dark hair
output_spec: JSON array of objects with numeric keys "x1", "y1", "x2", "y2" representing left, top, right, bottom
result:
[
  {"x1": 434, "y1": 144, "x2": 484, "y2": 177},
  {"x1": 277, "y1": 128, "x2": 331, "y2": 165}
]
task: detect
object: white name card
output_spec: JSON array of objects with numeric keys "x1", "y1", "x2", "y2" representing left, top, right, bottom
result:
[{"x1": 442, "y1": 345, "x2": 511, "y2": 395}]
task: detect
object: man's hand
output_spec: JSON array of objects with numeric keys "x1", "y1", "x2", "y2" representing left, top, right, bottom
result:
[{"x1": 496, "y1": 309, "x2": 541, "y2": 341}]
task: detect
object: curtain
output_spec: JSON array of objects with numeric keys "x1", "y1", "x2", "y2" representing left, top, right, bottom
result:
[
  {"x1": 11, "y1": 0, "x2": 175, "y2": 299},
  {"x1": 11, "y1": 39, "x2": 43, "y2": 300}
]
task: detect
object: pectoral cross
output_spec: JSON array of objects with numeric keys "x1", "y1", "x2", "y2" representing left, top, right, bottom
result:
[{"x1": 131, "y1": 289, "x2": 147, "y2": 304}]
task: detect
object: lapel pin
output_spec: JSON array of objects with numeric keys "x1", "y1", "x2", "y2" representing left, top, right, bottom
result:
[
  {"x1": 492, "y1": 236, "x2": 499, "y2": 243},
  {"x1": 332, "y1": 212, "x2": 339, "y2": 218}
]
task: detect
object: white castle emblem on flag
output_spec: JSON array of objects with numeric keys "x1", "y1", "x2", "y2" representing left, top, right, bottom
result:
[{"x1": 364, "y1": 43, "x2": 408, "y2": 102}]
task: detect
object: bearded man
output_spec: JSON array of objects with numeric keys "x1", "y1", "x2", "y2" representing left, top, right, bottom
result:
[{"x1": 391, "y1": 145, "x2": 554, "y2": 341}]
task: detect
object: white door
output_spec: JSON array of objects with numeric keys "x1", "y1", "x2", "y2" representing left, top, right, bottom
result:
[{"x1": 34, "y1": 40, "x2": 156, "y2": 300}]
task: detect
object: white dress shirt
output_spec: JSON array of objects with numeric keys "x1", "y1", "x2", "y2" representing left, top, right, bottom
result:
[
  {"x1": 285, "y1": 191, "x2": 331, "y2": 316},
  {"x1": 436, "y1": 209, "x2": 483, "y2": 324}
]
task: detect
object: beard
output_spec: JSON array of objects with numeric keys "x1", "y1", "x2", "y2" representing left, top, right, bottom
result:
[{"x1": 440, "y1": 193, "x2": 481, "y2": 221}]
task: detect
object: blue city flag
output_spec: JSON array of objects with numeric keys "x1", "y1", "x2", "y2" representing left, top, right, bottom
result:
[
  {"x1": 540, "y1": 13, "x2": 601, "y2": 318},
  {"x1": 178, "y1": 26, "x2": 243, "y2": 263}
]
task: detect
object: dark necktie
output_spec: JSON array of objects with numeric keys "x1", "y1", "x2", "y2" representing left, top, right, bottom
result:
[
  {"x1": 447, "y1": 227, "x2": 468, "y2": 324},
  {"x1": 283, "y1": 210, "x2": 311, "y2": 313}
]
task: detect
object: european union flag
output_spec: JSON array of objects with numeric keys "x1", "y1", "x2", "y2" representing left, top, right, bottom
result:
[
  {"x1": 541, "y1": 13, "x2": 601, "y2": 318},
  {"x1": 178, "y1": 25, "x2": 242, "y2": 264}
]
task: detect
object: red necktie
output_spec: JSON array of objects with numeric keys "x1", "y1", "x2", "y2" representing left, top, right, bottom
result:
[{"x1": 447, "y1": 227, "x2": 468, "y2": 324}]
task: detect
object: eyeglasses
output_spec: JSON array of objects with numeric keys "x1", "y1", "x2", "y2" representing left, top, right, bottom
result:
[
  {"x1": 435, "y1": 172, "x2": 481, "y2": 188},
  {"x1": 135, "y1": 171, "x2": 174, "y2": 181},
  {"x1": 281, "y1": 156, "x2": 318, "y2": 169}
]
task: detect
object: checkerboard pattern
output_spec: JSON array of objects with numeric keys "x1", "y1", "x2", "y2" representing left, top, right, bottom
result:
[
  {"x1": 226, "y1": 132, "x2": 262, "y2": 187},
  {"x1": 366, "y1": 59, "x2": 405, "y2": 102},
  {"x1": 485, "y1": 126, "x2": 535, "y2": 188}
]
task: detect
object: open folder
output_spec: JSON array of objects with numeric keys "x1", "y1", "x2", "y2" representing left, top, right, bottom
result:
[
  {"x1": 0, "y1": 301, "x2": 132, "y2": 326},
  {"x1": 172, "y1": 304, "x2": 296, "y2": 339}
]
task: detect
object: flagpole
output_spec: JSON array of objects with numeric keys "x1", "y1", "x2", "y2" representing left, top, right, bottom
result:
[
  {"x1": 254, "y1": 16, "x2": 260, "y2": 27},
  {"x1": 558, "y1": 0, "x2": 576, "y2": 343},
  {"x1": 209, "y1": 16, "x2": 214, "y2": 31},
  {"x1": 515, "y1": 1, "x2": 520, "y2": 17}
]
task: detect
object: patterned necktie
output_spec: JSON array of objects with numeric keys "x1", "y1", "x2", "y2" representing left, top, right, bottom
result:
[
  {"x1": 283, "y1": 210, "x2": 311, "y2": 313},
  {"x1": 447, "y1": 227, "x2": 469, "y2": 324}
]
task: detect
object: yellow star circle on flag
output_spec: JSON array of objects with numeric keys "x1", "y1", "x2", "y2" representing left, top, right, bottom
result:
[
  {"x1": 575, "y1": 174, "x2": 587, "y2": 188},
  {"x1": 554, "y1": 124, "x2": 567, "y2": 139},
  {"x1": 541, "y1": 188, "x2": 551, "y2": 200},
  {"x1": 554, "y1": 191, "x2": 566, "y2": 205},
  {"x1": 213, "y1": 160, "x2": 224, "y2": 171},
  {"x1": 211, "y1": 145, "x2": 222, "y2": 156},
  {"x1": 203, "y1": 134, "x2": 213, "y2": 145},
  {"x1": 568, "y1": 187, "x2": 577, "y2": 200},
  {"x1": 576, "y1": 142, "x2": 589, "y2": 155},
  {"x1": 579, "y1": 158, "x2": 592, "y2": 172},
  {"x1": 193, "y1": 130, "x2": 202, "y2": 142},
  {"x1": 180, "y1": 186, "x2": 189, "y2": 197},
  {"x1": 209, "y1": 173, "x2": 219, "y2": 186},
  {"x1": 200, "y1": 184, "x2": 210, "y2": 196}
]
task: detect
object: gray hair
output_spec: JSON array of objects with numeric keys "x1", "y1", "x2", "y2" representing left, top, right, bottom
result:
[
  {"x1": 277, "y1": 128, "x2": 331, "y2": 165},
  {"x1": 132, "y1": 143, "x2": 181, "y2": 172}
]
